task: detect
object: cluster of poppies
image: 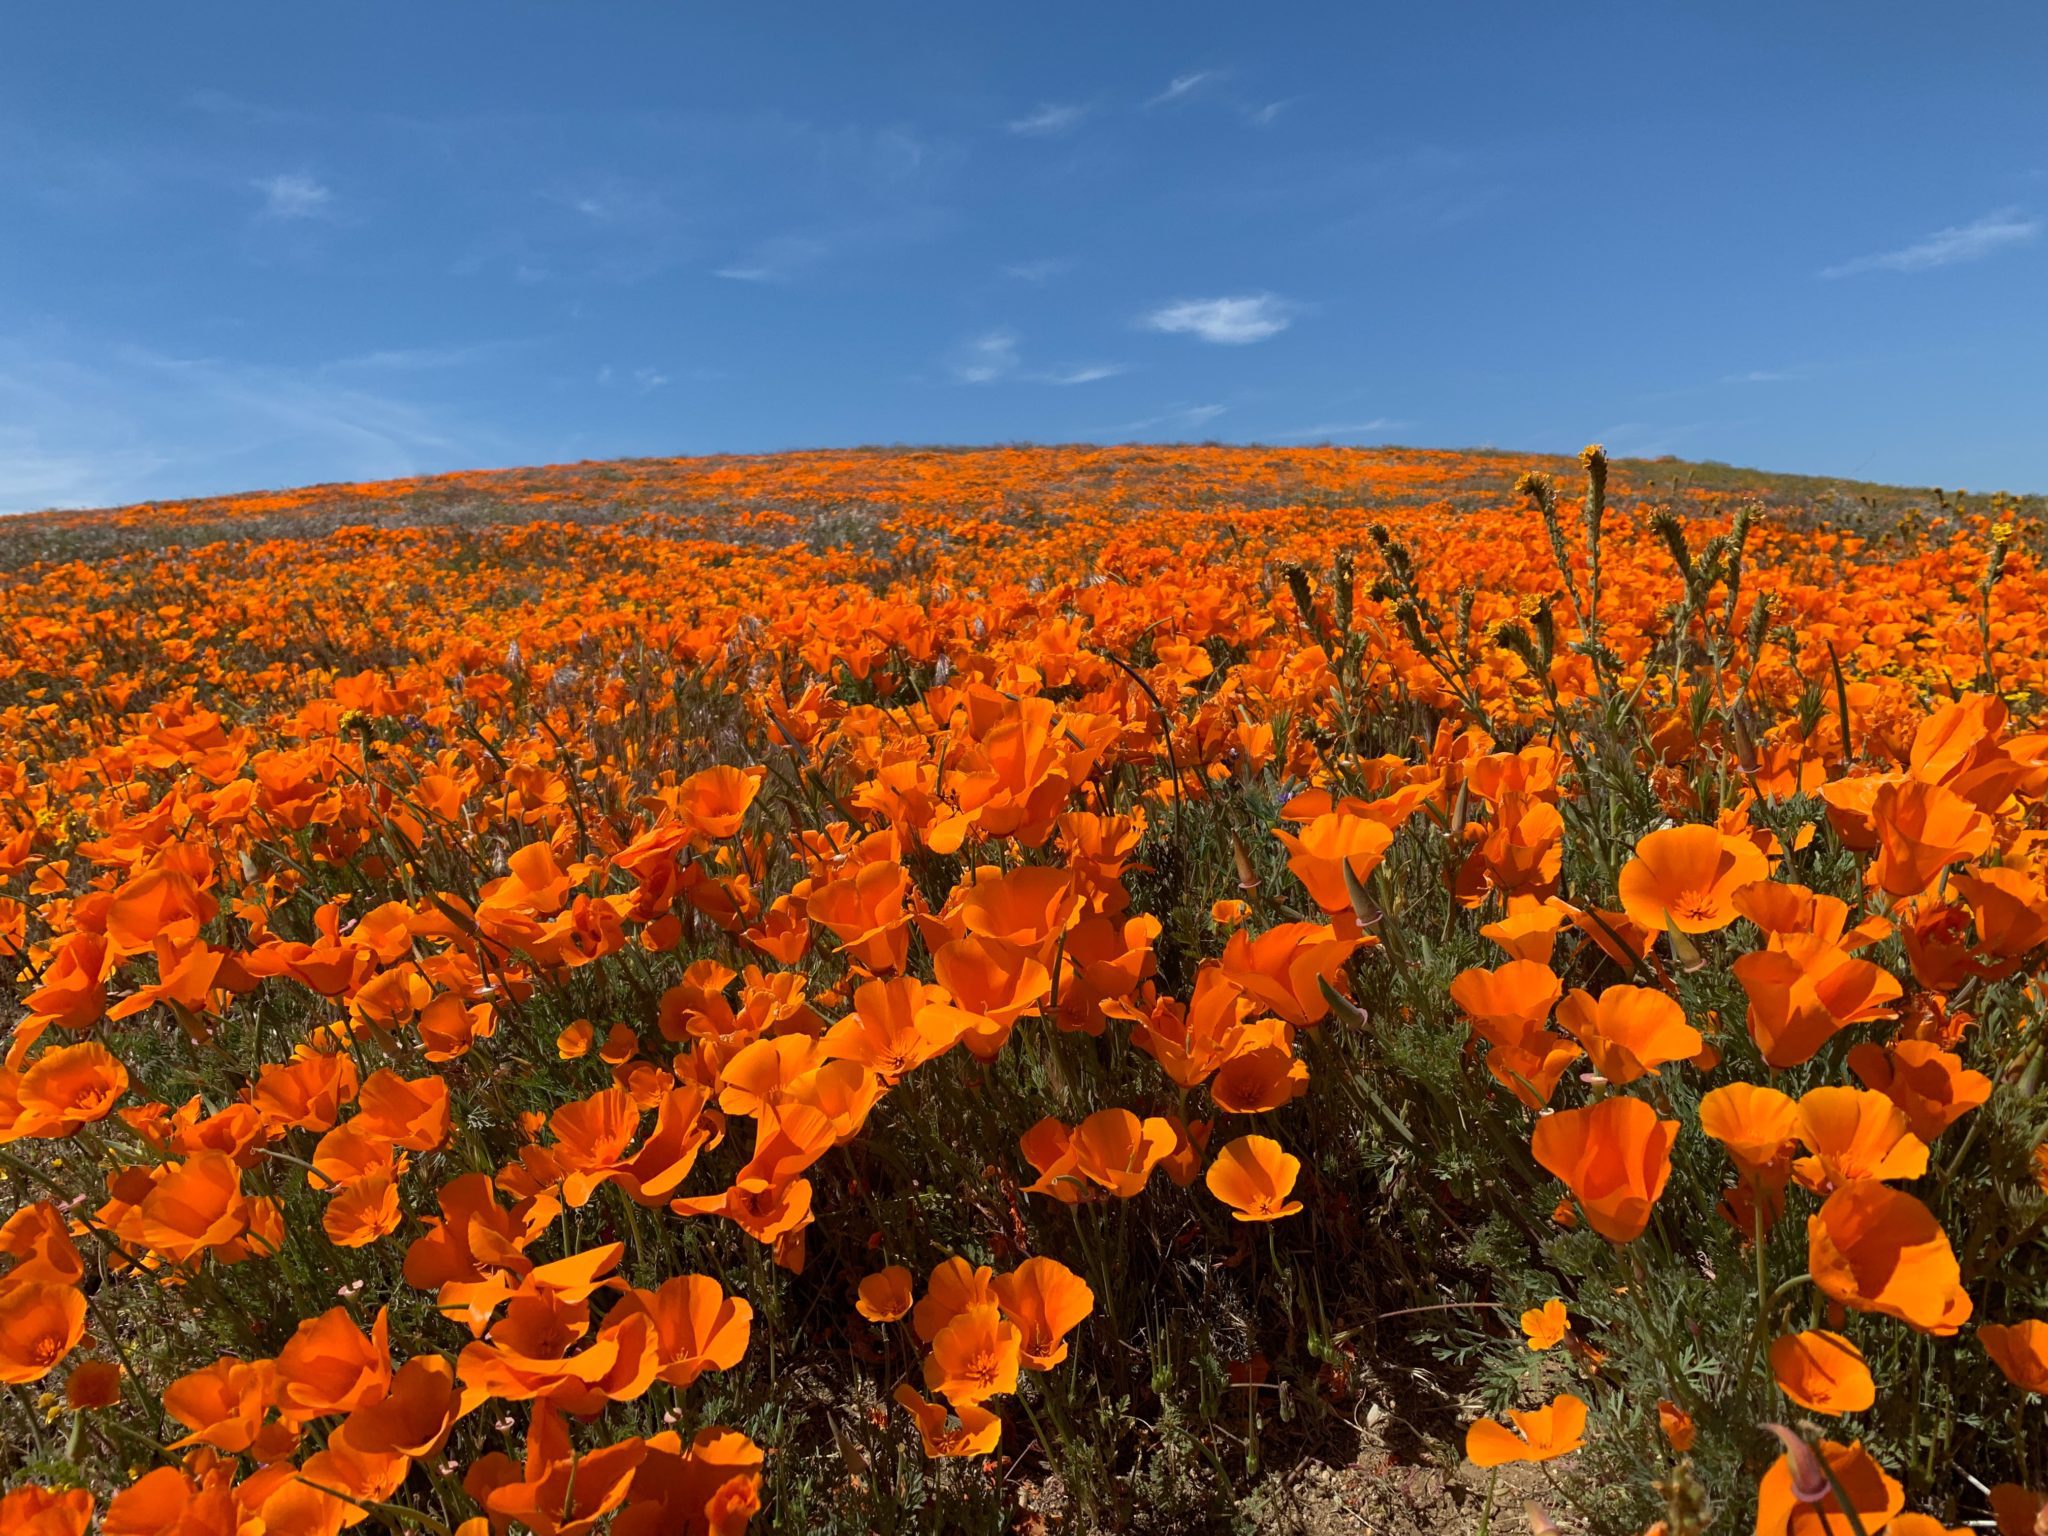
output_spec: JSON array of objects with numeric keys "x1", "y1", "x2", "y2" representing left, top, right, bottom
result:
[{"x1": 0, "y1": 444, "x2": 2043, "y2": 1533}]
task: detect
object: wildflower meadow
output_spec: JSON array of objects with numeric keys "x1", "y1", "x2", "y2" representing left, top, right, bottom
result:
[{"x1": 0, "y1": 442, "x2": 2044, "y2": 1535}]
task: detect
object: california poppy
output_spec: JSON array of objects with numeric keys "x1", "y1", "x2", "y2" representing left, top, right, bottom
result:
[
  {"x1": 1554, "y1": 985, "x2": 1702, "y2": 1083},
  {"x1": 1520, "y1": 1299, "x2": 1568, "y2": 1350},
  {"x1": 1808, "y1": 1181, "x2": 1971, "y2": 1335},
  {"x1": 0, "y1": 1487, "x2": 93, "y2": 1536},
  {"x1": 1616, "y1": 824, "x2": 1768, "y2": 935},
  {"x1": 1754, "y1": 1436, "x2": 1903, "y2": 1536},
  {"x1": 0, "y1": 1281, "x2": 87, "y2": 1384},
  {"x1": 1464, "y1": 1393, "x2": 1586, "y2": 1466},
  {"x1": 991, "y1": 1257, "x2": 1094, "y2": 1370},
  {"x1": 855, "y1": 1265, "x2": 914, "y2": 1323},
  {"x1": 1980, "y1": 1320, "x2": 2048, "y2": 1396},
  {"x1": 1770, "y1": 1330, "x2": 1877, "y2": 1413},
  {"x1": 1699, "y1": 1082, "x2": 1799, "y2": 1180},
  {"x1": 893, "y1": 1383, "x2": 1002, "y2": 1458},
  {"x1": 1203, "y1": 1134, "x2": 1303, "y2": 1222},
  {"x1": 922, "y1": 1302, "x2": 1021, "y2": 1405},
  {"x1": 1530, "y1": 1097, "x2": 1677, "y2": 1244},
  {"x1": 1791, "y1": 1086, "x2": 1930, "y2": 1192}
]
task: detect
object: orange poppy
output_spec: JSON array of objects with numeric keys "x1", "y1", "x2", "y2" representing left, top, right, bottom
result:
[
  {"x1": 1808, "y1": 1181, "x2": 1971, "y2": 1336},
  {"x1": 820, "y1": 976, "x2": 963, "y2": 1082},
  {"x1": 612, "y1": 1275, "x2": 753, "y2": 1388},
  {"x1": 163, "y1": 1357, "x2": 275, "y2": 1453},
  {"x1": 855, "y1": 1265, "x2": 914, "y2": 1323},
  {"x1": 134, "y1": 1152, "x2": 264, "y2": 1265},
  {"x1": 1845, "y1": 1040, "x2": 1992, "y2": 1143},
  {"x1": 1867, "y1": 779, "x2": 1992, "y2": 897},
  {"x1": 0, "y1": 1281, "x2": 87, "y2": 1384},
  {"x1": 991, "y1": 1257, "x2": 1094, "y2": 1370},
  {"x1": 1755, "y1": 1436, "x2": 1903, "y2": 1536},
  {"x1": 1791, "y1": 1086, "x2": 1930, "y2": 1192},
  {"x1": 340, "y1": 1354, "x2": 469, "y2": 1459},
  {"x1": 1464, "y1": 1392, "x2": 1586, "y2": 1466},
  {"x1": 1698, "y1": 1082, "x2": 1799, "y2": 1180},
  {"x1": 1656, "y1": 1398, "x2": 1695, "y2": 1453},
  {"x1": 272, "y1": 1305, "x2": 392, "y2": 1421},
  {"x1": 1520, "y1": 1299, "x2": 1568, "y2": 1350},
  {"x1": 1217, "y1": 921, "x2": 1361, "y2": 1027},
  {"x1": 353, "y1": 1069, "x2": 452, "y2": 1152},
  {"x1": 1273, "y1": 809, "x2": 1394, "y2": 918},
  {"x1": 322, "y1": 1172, "x2": 403, "y2": 1249},
  {"x1": 892, "y1": 1383, "x2": 1002, "y2": 1458},
  {"x1": 1065, "y1": 1108, "x2": 1177, "y2": 1199},
  {"x1": 1554, "y1": 985, "x2": 1702, "y2": 1083},
  {"x1": 922, "y1": 1302, "x2": 1021, "y2": 1405},
  {"x1": 1989, "y1": 1484, "x2": 2048, "y2": 1536},
  {"x1": 912, "y1": 1257, "x2": 999, "y2": 1344},
  {"x1": 1616, "y1": 824, "x2": 1768, "y2": 934},
  {"x1": 1770, "y1": 1330, "x2": 1877, "y2": 1413},
  {"x1": 0, "y1": 1201, "x2": 87, "y2": 1286},
  {"x1": 1980, "y1": 1320, "x2": 2048, "y2": 1395},
  {"x1": 1529, "y1": 1096, "x2": 1677, "y2": 1244},
  {"x1": 64, "y1": 1358, "x2": 122, "y2": 1410},
  {"x1": 807, "y1": 860, "x2": 911, "y2": 974},
  {"x1": 0, "y1": 1487, "x2": 94, "y2": 1536},
  {"x1": 7, "y1": 1041, "x2": 129, "y2": 1141},
  {"x1": 1203, "y1": 1134, "x2": 1304, "y2": 1222}
]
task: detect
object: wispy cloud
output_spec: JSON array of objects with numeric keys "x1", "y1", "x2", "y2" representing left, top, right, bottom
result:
[
  {"x1": 253, "y1": 171, "x2": 333, "y2": 220},
  {"x1": 1144, "y1": 294, "x2": 1292, "y2": 345},
  {"x1": 0, "y1": 332, "x2": 495, "y2": 513},
  {"x1": 946, "y1": 332, "x2": 1122, "y2": 387},
  {"x1": 1146, "y1": 71, "x2": 1223, "y2": 108},
  {"x1": 1267, "y1": 418, "x2": 1403, "y2": 441},
  {"x1": 322, "y1": 341, "x2": 526, "y2": 375},
  {"x1": 1246, "y1": 99, "x2": 1295, "y2": 127},
  {"x1": 1821, "y1": 208, "x2": 2040, "y2": 278},
  {"x1": 1000, "y1": 257, "x2": 1074, "y2": 284},
  {"x1": 1722, "y1": 368, "x2": 1797, "y2": 384},
  {"x1": 714, "y1": 235, "x2": 831, "y2": 283},
  {"x1": 1008, "y1": 102, "x2": 1089, "y2": 137},
  {"x1": 1112, "y1": 402, "x2": 1228, "y2": 435},
  {"x1": 951, "y1": 330, "x2": 1020, "y2": 384},
  {"x1": 1032, "y1": 363, "x2": 1126, "y2": 386}
]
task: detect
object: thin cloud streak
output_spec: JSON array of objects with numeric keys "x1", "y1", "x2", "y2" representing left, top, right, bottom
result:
[
  {"x1": 1821, "y1": 208, "x2": 2039, "y2": 278},
  {"x1": 253, "y1": 171, "x2": 334, "y2": 220},
  {"x1": 1146, "y1": 71, "x2": 1223, "y2": 108},
  {"x1": 1144, "y1": 294, "x2": 1292, "y2": 345},
  {"x1": 1008, "y1": 102, "x2": 1088, "y2": 136}
]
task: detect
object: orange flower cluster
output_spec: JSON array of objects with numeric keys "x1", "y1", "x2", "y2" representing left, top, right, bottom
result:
[{"x1": 0, "y1": 444, "x2": 2044, "y2": 1532}]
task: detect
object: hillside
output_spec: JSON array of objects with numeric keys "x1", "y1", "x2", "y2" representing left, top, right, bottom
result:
[{"x1": 0, "y1": 444, "x2": 2044, "y2": 1535}]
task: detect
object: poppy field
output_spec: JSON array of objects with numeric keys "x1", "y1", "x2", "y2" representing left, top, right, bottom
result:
[{"x1": 2, "y1": 441, "x2": 2047, "y2": 1535}]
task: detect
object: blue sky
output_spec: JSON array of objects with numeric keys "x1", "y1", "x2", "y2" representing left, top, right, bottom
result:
[{"x1": 3, "y1": 4, "x2": 2044, "y2": 512}]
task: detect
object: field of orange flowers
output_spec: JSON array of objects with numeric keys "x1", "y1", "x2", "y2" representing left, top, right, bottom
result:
[{"x1": 0, "y1": 442, "x2": 2045, "y2": 1535}]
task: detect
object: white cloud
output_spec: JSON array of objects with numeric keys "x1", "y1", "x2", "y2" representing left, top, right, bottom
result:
[
  {"x1": 0, "y1": 333, "x2": 492, "y2": 514},
  {"x1": 1247, "y1": 99, "x2": 1294, "y2": 127},
  {"x1": 633, "y1": 367, "x2": 669, "y2": 393},
  {"x1": 1821, "y1": 208, "x2": 2039, "y2": 278},
  {"x1": 1113, "y1": 403, "x2": 1228, "y2": 434},
  {"x1": 1146, "y1": 71, "x2": 1222, "y2": 108},
  {"x1": 1144, "y1": 294, "x2": 1292, "y2": 345},
  {"x1": 946, "y1": 332, "x2": 1122, "y2": 386},
  {"x1": 1008, "y1": 102, "x2": 1088, "y2": 137},
  {"x1": 1268, "y1": 418, "x2": 1403, "y2": 441},
  {"x1": 952, "y1": 330, "x2": 1020, "y2": 384},
  {"x1": 1032, "y1": 364, "x2": 1126, "y2": 386},
  {"x1": 253, "y1": 171, "x2": 333, "y2": 220},
  {"x1": 1001, "y1": 257, "x2": 1074, "y2": 284},
  {"x1": 1722, "y1": 368, "x2": 1795, "y2": 384}
]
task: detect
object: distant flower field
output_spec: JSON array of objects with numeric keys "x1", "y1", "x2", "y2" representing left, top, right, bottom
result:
[{"x1": 0, "y1": 443, "x2": 2044, "y2": 1535}]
